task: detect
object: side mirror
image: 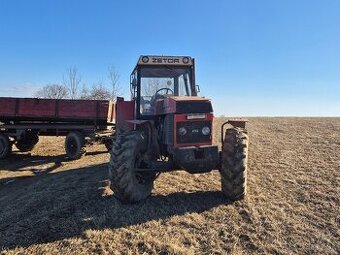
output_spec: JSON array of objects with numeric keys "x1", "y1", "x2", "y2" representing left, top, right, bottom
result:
[
  {"x1": 132, "y1": 77, "x2": 137, "y2": 89},
  {"x1": 130, "y1": 76, "x2": 138, "y2": 99},
  {"x1": 196, "y1": 84, "x2": 200, "y2": 93}
]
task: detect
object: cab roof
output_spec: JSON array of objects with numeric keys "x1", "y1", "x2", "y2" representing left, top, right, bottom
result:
[{"x1": 137, "y1": 55, "x2": 193, "y2": 66}]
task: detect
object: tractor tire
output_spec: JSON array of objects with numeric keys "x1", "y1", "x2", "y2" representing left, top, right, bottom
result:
[
  {"x1": 104, "y1": 139, "x2": 113, "y2": 152},
  {"x1": 0, "y1": 133, "x2": 12, "y2": 159},
  {"x1": 108, "y1": 131, "x2": 155, "y2": 203},
  {"x1": 65, "y1": 131, "x2": 85, "y2": 160},
  {"x1": 15, "y1": 132, "x2": 39, "y2": 152},
  {"x1": 221, "y1": 127, "x2": 249, "y2": 201}
]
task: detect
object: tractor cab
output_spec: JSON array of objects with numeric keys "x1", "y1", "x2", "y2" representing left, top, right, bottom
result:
[{"x1": 130, "y1": 56, "x2": 198, "y2": 118}]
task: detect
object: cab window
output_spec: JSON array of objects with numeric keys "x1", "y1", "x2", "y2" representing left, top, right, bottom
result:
[{"x1": 139, "y1": 67, "x2": 192, "y2": 115}]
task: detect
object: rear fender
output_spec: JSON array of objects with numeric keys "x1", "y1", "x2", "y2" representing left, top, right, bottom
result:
[
  {"x1": 126, "y1": 120, "x2": 160, "y2": 159},
  {"x1": 115, "y1": 98, "x2": 135, "y2": 131}
]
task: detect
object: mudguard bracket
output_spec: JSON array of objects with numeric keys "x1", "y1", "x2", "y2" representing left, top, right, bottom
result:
[{"x1": 221, "y1": 119, "x2": 248, "y2": 144}]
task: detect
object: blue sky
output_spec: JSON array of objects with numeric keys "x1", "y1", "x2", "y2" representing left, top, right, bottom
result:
[{"x1": 0, "y1": 0, "x2": 339, "y2": 116}]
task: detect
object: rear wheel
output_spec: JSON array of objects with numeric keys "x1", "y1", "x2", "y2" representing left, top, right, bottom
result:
[
  {"x1": 108, "y1": 131, "x2": 155, "y2": 203},
  {"x1": 221, "y1": 127, "x2": 249, "y2": 200},
  {"x1": 0, "y1": 133, "x2": 12, "y2": 159},
  {"x1": 15, "y1": 132, "x2": 39, "y2": 152},
  {"x1": 65, "y1": 131, "x2": 85, "y2": 160},
  {"x1": 104, "y1": 139, "x2": 113, "y2": 152}
]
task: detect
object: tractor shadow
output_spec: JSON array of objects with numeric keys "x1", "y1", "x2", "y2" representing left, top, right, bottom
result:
[{"x1": 0, "y1": 163, "x2": 230, "y2": 250}]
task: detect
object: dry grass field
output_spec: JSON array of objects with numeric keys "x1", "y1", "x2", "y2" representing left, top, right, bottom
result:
[{"x1": 0, "y1": 117, "x2": 339, "y2": 254}]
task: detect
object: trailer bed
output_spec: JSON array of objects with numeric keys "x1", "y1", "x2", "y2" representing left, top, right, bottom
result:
[
  {"x1": 0, "y1": 97, "x2": 115, "y2": 125},
  {"x1": 0, "y1": 97, "x2": 116, "y2": 160}
]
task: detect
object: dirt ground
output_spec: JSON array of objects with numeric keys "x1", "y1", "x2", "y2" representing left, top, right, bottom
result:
[{"x1": 0, "y1": 117, "x2": 339, "y2": 255}]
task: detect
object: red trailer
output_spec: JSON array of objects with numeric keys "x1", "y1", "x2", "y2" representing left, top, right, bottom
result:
[{"x1": 0, "y1": 97, "x2": 115, "y2": 159}]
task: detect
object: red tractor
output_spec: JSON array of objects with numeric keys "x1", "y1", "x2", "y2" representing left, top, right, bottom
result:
[{"x1": 109, "y1": 55, "x2": 249, "y2": 203}]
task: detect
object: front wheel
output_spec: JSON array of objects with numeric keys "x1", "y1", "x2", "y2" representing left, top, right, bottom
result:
[
  {"x1": 65, "y1": 131, "x2": 85, "y2": 160},
  {"x1": 220, "y1": 127, "x2": 249, "y2": 200},
  {"x1": 108, "y1": 131, "x2": 155, "y2": 203},
  {"x1": 104, "y1": 139, "x2": 113, "y2": 152}
]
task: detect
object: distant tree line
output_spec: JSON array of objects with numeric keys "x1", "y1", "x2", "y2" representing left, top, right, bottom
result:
[{"x1": 34, "y1": 65, "x2": 121, "y2": 101}]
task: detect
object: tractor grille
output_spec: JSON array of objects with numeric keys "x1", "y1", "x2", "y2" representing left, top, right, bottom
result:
[
  {"x1": 176, "y1": 101, "x2": 213, "y2": 114},
  {"x1": 176, "y1": 121, "x2": 212, "y2": 144}
]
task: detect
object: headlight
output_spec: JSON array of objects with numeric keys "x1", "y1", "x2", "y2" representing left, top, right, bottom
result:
[
  {"x1": 202, "y1": 126, "x2": 211, "y2": 135},
  {"x1": 182, "y1": 57, "x2": 190, "y2": 64},
  {"x1": 178, "y1": 127, "x2": 187, "y2": 136},
  {"x1": 141, "y1": 56, "x2": 149, "y2": 63}
]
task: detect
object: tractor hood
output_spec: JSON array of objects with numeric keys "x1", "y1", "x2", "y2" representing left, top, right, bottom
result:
[
  {"x1": 167, "y1": 96, "x2": 210, "y2": 102},
  {"x1": 156, "y1": 96, "x2": 213, "y2": 114}
]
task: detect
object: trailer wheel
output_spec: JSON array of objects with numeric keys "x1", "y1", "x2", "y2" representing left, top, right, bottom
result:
[
  {"x1": 15, "y1": 132, "x2": 39, "y2": 152},
  {"x1": 0, "y1": 134, "x2": 12, "y2": 159},
  {"x1": 108, "y1": 131, "x2": 155, "y2": 203},
  {"x1": 65, "y1": 131, "x2": 85, "y2": 160},
  {"x1": 221, "y1": 127, "x2": 249, "y2": 201}
]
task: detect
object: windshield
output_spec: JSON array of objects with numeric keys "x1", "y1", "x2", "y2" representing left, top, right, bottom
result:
[{"x1": 140, "y1": 67, "x2": 192, "y2": 115}]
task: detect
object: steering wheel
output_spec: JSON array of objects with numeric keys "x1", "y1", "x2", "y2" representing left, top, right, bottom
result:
[
  {"x1": 155, "y1": 87, "x2": 174, "y2": 97},
  {"x1": 148, "y1": 88, "x2": 174, "y2": 113}
]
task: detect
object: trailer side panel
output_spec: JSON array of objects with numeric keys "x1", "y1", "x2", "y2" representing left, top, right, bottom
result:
[
  {"x1": 17, "y1": 98, "x2": 56, "y2": 118},
  {"x1": 0, "y1": 97, "x2": 115, "y2": 124},
  {"x1": 0, "y1": 98, "x2": 17, "y2": 117}
]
